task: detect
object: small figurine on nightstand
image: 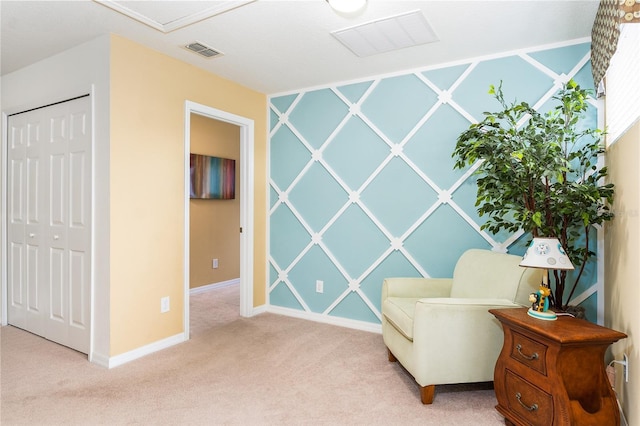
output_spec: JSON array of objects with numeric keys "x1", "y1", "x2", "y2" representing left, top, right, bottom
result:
[
  {"x1": 528, "y1": 283, "x2": 555, "y2": 320},
  {"x1": 529, "y1": 292, "x2": 540, "y2": 311}
]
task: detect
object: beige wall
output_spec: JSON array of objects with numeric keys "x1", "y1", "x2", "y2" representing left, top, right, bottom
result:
[
  {"x1": 110, "y1": 35, "x2": 267, "y2": 356},
  {"x1": 605, "y1": 120, "x2": 639, "y2": 425},
  {"x1": 190, "y1": 115, "x2": 241, "y2": 288}
]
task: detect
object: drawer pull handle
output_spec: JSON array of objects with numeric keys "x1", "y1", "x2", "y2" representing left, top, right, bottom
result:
[
  {"x1": 516, "y1": 344, "x2": 538, "y2": 360},
  {"x1": 515, "y1": 392, "x2": 538, "y2": 412}
]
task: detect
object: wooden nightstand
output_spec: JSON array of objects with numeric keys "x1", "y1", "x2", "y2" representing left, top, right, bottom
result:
[{"x1": 489, "y1": 308, "x2": 627, "y2": 426}]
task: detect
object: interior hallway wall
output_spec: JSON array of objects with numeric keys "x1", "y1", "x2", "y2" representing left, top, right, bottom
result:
[
  {"x1": 109, "y1": 35, "x2": 266, "y2": 356},
  {"x1": 190, "y1": 114, "x2": 241, "y2": 289}
]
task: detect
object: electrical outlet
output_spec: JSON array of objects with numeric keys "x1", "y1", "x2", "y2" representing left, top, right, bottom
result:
[
  {"x1": 624, "y1": 353, "x2": 629, "y2": 383},
  {"x1": 212, "y1": 258, "x2": 219, "y2": 269},
  {"x1": 161, "y1": 296, "x2": 170, "y2": 313},
  {"x1": 316, "y1": 280, "x2": 323, "y2": 293}
]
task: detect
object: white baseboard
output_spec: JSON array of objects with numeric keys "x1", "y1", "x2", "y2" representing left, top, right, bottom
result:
[
  {"x1": 89, "y1": 351, "x2": 110, "y2": 368},
  {"x1": 267, "y1": 306, "x2": 382, "y2": 334},
  {"x1": 250, "y1": 304, "x2": 268, "y2": 316},
  {"x1": 190, "y1": 278, "x2": 240, "y2": 295},
  {"x1": 94, "y1": 297, "x2": 377, "y2": 368},
  {"x1": 106, "y1": 333, "x2": 186, "y2": 369}
]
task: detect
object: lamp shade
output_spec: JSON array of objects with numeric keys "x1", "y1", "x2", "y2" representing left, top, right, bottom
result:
[{"x1": 519, "y1": 237, "x2": 574, "y2": 270}]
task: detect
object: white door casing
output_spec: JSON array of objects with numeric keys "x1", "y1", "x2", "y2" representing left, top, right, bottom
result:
[
  {"x1": 7, "y1": 96, "x2": 91, "y2": 354},
  {"x1": 184, "y1": 101, "x2": 255, "y2": 340}
]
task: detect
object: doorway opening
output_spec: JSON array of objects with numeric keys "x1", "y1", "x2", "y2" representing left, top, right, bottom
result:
[{"x1": 183, "y1": 101, "x2": 254, "y2": 340}]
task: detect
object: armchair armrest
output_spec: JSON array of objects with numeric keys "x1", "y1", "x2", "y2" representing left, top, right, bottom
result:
[
  {"x1": 382, "y1": 277, "x2": 453, "y2": 301},
  {"x1": 416, "y1": 298, "x2": 523, "y2": 309}
]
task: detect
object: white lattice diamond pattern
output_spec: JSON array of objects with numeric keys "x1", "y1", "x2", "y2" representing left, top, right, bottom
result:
[{"x1": 269, "y1": 42, "x2": 602, "y2": 324}]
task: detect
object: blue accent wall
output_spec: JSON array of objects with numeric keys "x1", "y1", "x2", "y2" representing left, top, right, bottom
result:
[{"x1": 269, "y1": 41, "x2": 601, "y2": 324}]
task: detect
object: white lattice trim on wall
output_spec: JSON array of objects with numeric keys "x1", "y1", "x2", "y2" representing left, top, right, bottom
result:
[{"x1": 269, "y1": 45, "x2": 604, "y2": 324}]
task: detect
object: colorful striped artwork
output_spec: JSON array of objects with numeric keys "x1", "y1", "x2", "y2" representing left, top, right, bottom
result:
[{"x1": 190, "y1": 154, "x2": 235, "y2": 199}]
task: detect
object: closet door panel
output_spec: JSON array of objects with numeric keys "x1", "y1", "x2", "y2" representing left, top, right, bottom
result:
[{"x1": 7, "y1": 96, "x2": 91, "y2": 354}]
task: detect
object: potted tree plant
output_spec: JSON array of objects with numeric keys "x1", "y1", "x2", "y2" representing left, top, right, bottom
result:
[{"x1": 452, "y1": 80, "x2": 614, "y2": 314}]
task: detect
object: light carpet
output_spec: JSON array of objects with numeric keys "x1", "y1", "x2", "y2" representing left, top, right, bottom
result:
[{"x1": 1, "y1": 283, "x2": 504, "y2": 425}]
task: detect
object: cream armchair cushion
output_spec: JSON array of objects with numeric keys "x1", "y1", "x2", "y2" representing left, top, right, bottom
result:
[{"x1": 381, "y1": 249, "x2": 543, "y2": 404}]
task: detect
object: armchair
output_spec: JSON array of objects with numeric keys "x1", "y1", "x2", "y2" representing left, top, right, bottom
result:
[{"x1": 381, "y1": 249, "x2": 543, "y2": 404}]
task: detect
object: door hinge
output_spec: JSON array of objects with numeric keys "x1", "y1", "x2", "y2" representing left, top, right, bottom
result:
[{"x1": 240, "y1": 227, "x2": 243, "y2": 233}]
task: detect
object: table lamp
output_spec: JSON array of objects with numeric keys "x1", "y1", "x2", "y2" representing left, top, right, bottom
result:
[{"x1": 519, "y1": 237, "x2": 574, "y2": 321}]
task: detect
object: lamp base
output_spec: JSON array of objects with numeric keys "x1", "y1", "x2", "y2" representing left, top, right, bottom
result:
[{"x1": 527, "y1": 308, "x2": 557, "y2": 321}]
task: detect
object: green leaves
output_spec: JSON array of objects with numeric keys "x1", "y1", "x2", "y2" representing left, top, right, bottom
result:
[{"x1": 452, "y1": 80, "x2": 615, "y2": 309}]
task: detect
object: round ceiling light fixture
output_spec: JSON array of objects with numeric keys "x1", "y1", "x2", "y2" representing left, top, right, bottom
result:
[{"x1": 326, "y1": 0, "x2": 367, "y2": 15}]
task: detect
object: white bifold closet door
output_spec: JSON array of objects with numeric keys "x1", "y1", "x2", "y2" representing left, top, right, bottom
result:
[{"x1": 7, "y1": 96, "x2": 91, "y2": 354}]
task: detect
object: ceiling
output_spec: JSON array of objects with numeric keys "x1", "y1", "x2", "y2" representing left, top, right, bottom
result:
[{"x1": 0, "y1": 0, "x2": 600, "y2": 95}]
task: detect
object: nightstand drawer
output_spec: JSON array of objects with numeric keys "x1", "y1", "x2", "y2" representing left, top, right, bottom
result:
[
  {"x1": 510, "y1": 331, "x2": 547, "y2": 375},
  {"x1": 505, "y1": 370, "x2": 553, "y2": 426}
]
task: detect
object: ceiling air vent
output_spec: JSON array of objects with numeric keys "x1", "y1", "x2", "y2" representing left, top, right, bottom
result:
[
  {"x1": 331, "y1": 10, "x2": 439, "y2": 57},
  {"x1": 184, "y1": 42, "x2": 223, "y2": 59}
]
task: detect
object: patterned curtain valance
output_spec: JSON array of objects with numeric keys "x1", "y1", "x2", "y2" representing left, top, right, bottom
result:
[
  {"x1": 592, "y1": 0, "x2": 621, "y2": 91},
  {"x1": 591, "y1": 0, "x2": 640, "y2": 91},
  {"x1": 620, "y1": 0, "x2": 640, "y2": 23}
]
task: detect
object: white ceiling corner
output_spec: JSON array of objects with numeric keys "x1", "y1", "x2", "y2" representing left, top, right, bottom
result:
[{"x1": 94, "y1": 0, "x2": 256, "y2": 33}]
